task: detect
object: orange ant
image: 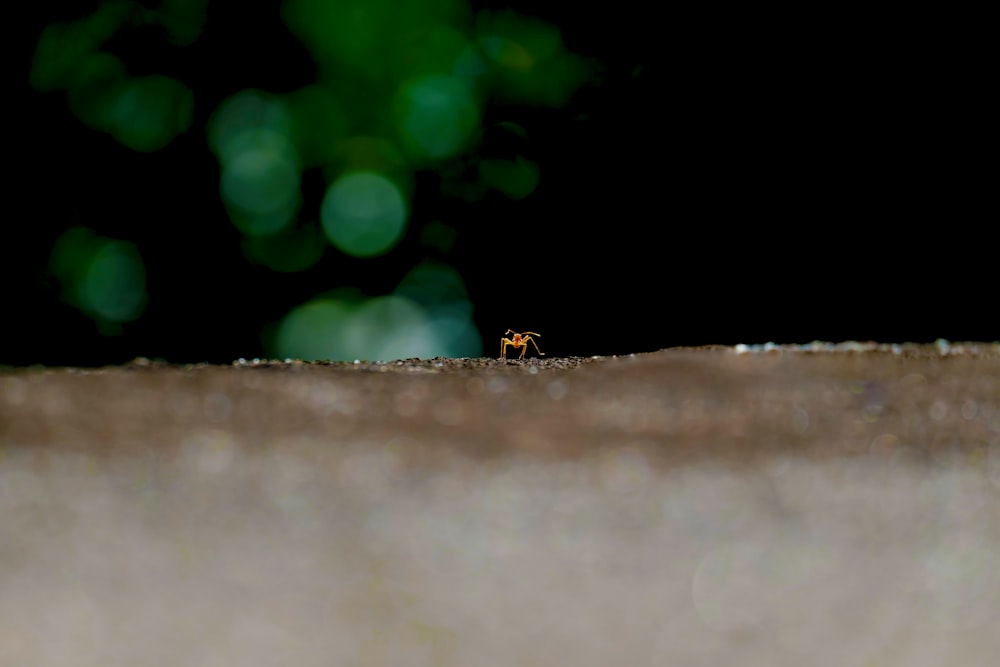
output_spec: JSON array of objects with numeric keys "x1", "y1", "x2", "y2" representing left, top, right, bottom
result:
[{"x1": 500, "y1": 329, "x2": 544, "y2": 360}]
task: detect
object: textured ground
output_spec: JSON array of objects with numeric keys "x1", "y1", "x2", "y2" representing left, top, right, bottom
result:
[{"x1": 2, "y1": 343, "x2": 999, "y2": 666}]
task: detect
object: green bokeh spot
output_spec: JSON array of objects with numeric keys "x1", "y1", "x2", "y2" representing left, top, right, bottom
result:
[
  {"x1": 479, "y1": 155, "x2": 540, "y2": 200},
  {"x1": 419, "y1": 220, "x2": 459, "y2": 253},
  {"x1": 394, "y1": 261, "x2": 482, "y2": 357},
  {"x1": 286, "y1": 85, "x2": 348, "y2": 168},
  {"x1": 477, "y1": 10, "x2": 562, "y2": 68},
  {"x1": 275, "y1": 298, "x2": 355, "y2": 361},
  {"x1": 50, "y1": 227, "x2": 104, "y2": 286},
  {"x1": 396, "y1": 259, "x2": 469, "y2": 306},
  {"x1": 49, "y1": 228, "x2": 147, "y2": 325},
  {"x1": 29, "y1": 3, "x2": 131, "y2": 92},
  {"x1": 67, "y1": 52, "x2": 127, "y2": 129},
  {"x1": 66, "y1": 61, "x2": 193, "y2": 152},
  {"x1": 106, "y1": 75, "x2": 194, "y2": 152},
  {"x1": 242, "y1": 225, "x2": 326, "y2": 273},
  {"x1": 282, "y1": 0, "x2": 467, "y2": 75},
  {"x1": 156, "y1": 0, "x2": 209, "y2": 46},
  {"x1": 77, "y1": 241, "x2": 147, "y2": 323},
  {"x1": 396, "y1": 74, "x2": 480, "y2": 160},
  {"x1": 475, "y1": 9, "x2": 591, "y2": 107},
  {"x1": 320, "y1": 172, "x2": 408, "y2": 257},
  {"x1": 220, "y1": 137, "x2": 301, "y2": 235},
  {"x1": 208, "y1": 90, "x2": 293, "y2": 163},
  {"x1": 275, "y1": 292, "x2": 480, "y2": 361}
]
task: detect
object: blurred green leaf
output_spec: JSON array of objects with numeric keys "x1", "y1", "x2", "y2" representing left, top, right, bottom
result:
[
  {"x1": 479, "y1": 155, "x2": 540, "y2": 200},
  {"x1": 30, "y1": 1, "x2": 132, "y2": 91}
]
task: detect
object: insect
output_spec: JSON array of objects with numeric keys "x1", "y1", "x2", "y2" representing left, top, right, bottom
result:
[{"x1": 500, "y1": 329, "x2": 544, "y2": 360}]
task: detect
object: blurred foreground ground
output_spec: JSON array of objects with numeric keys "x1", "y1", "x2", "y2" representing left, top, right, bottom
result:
[{"x1": 2, "y1": 344, "x2": 1000, "y2": 666}]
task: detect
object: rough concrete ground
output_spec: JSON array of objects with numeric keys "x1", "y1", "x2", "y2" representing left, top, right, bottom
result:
[{"x1": 2, "y1": 344, "x2": 999, "y2": 666}]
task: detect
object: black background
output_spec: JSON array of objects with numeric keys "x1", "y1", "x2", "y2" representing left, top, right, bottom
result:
[{"x1": 9, "y1": 3, "x2": 994, "y2": 366}]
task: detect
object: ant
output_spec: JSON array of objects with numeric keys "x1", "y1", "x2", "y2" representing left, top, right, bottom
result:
[{"x1": 500, "y1": 329, "x2": 544, "y2": 360}]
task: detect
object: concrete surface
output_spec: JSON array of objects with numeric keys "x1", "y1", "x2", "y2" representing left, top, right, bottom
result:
[{"x1": 2, "y1": 344, "x2": 999, "y2": 666}]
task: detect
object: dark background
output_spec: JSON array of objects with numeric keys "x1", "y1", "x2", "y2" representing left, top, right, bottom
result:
[{"x1": 10, "y1": 3, "x2": 993, "y2": 366}]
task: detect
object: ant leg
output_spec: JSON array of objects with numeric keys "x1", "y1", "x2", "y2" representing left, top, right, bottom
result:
[{"x1": 526, "y1": 336, "x2": 544, "y2": 356}]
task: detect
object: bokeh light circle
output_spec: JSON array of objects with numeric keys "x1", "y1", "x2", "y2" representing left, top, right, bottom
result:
[
  {"x1": 77, "y1": 240, "x2": 147, "y2": 323},
  {"x1": 274, "y1": 298, "x2": 354, "y2": 362},
  {"x1": 320, "y1": 172, "x2": 407, "y2": 258},
  {"x1": 220, "y1": 135, "x2": 301, "y2": 236},
  {"x1": 396, "y1": 74, "x2": 480, "y2": 160},
  {"x1": 275, "y1": 290, "x2": 482, "y2": 362}
]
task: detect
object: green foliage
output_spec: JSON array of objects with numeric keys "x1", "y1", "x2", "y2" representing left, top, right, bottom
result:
[
  {"x1": 476, "y1": 9, "x2": 591, "y2": 106},
  {"x1": 241, "y1": 225, "x2": 326, "y2": 273},
  {"x1": 395, "y1": 74, "x2": 481, "y2": 161},
  {"x1": 320, "y1": 172, "x2": 408, "y2": 258},
  {"x1": 31, "y1": 2, "x2": 195, "y2": 152},
  {"x1": 30, "y1": 2, "x2": 132, "y2": 92},
  {"x1": 49, "y1": 228, "x2": 148, "y2": 332},
  {"x1": 273, "y1": 261, "x2": 482, "y2": 361},
  {"x1": 31, "y1": 0, "x2": 593, "y2": 357},
  {"x1": 479, "y1": 155, "x2": 540, "y2": 200}
]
